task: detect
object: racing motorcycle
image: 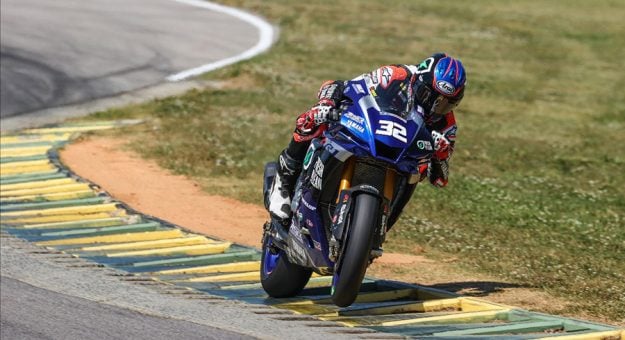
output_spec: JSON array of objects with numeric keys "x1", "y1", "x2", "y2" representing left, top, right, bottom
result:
[{"x1": 260, "y1": 74, "x2": 435, "y2": 307}]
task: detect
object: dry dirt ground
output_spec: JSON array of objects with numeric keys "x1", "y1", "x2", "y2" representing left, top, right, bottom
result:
[{"x1": 60, "y1": 136, "x2": 601, "y2": 323}]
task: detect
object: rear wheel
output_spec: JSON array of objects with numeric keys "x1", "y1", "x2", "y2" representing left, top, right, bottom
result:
[
  {"x1": 331, "y1": 194, "x2": 379, "y2": 307},
  {"x1": 260, "y1": 235, "x2": 312, "y2": 298}
]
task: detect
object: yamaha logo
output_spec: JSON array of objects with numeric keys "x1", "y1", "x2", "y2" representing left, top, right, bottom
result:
[{"x1": 436, "y1": 80, "x2": 455, "y2": 95}]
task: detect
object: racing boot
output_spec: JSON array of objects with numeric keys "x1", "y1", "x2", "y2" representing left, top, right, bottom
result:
[{"x1": 268, "y1": 149, "x2": 302, "y2": 225}]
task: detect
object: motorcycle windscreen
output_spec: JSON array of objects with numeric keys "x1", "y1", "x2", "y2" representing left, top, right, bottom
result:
[{"x1": 337, "y1": 78, "x2": 431, "y2": 163}]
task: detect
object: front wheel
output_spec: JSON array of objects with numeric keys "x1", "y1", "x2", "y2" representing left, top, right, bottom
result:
[
  {"x1": 260, "y1": 234, "x2": 312, "y2": 298},
  {"x1": 331, "y1": 193, "x2": 380, "y2": 307}
]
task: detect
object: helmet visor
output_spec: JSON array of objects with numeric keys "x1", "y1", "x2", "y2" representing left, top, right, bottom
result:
[
  {"x1": 431, "y1": 94, "x2": 461, "y2": 116},
  {"x1": 416, "y1": 84, "x2": 463, "y2": 117}
]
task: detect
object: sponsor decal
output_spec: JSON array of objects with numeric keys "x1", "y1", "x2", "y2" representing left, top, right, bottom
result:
[
  {"x1": 369, "y1": 86, "x2": 378, "y2": 96},
  {"x1": 303, "y1": 148, "x2": 314, "y2": 170},
  {"x1": 381, "y1": 214, "x2": 388, "y2": 233},
  {"x1": 436, "y1": 80, "x2": 455, "y2": 95},
  {"x1": 314, "y1": 158, "x2": 324, "y2": 175},
  {"x1": 344, "y1": 111, "x2": 365, "y2": 124},
  {"x1": 337, "y1": 204, "x2": 347, "y2": 224},
  {"x1": 310, "y1": 158, "x2": 324, "y2": 190},
  {"x1": 346, "y1": 120, "x2": 365, "y2": 133},
  {"x1": 324, "y1": 142, "x2": 336, "y2": 155},
  {"x1": 416, "y1": 140, "x2": 433, "y2": 150},
  {"x1": 375, "y1": 120, "x2": 408, "y2": 143},
  {"x1": 342, "y1": 194, "x2": 349, "y2": 203},
  {"x1": 325, "y1": 140, "x2": 352, "y2": 162},
  {"x1": 301, "y1": 197, "x2": 316, "y2": 211},
  {"x1": 306, "y1": 219, "x2": 314, "y2": 227}
]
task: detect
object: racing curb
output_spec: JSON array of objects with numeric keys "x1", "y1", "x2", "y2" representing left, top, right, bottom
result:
[{"x1": 1, "y1": 121, "x2": 623, "y2": 339}]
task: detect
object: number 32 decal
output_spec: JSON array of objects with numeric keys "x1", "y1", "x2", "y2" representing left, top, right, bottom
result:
[{"x1": 375, "y1": 120, "x2": 407, "y2": 143}]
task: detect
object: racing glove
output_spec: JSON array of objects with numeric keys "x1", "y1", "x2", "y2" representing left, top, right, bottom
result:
[
  {"x1": 429, "y1": 131, "x2": 452, "y2": 187},
  {"x1": 432, "y1": 130, "x2": 451, "y2": 160},
  {"x1": 295, "y1": 101, "x2": 339, "y2": 136},
  {"x1": 317, "y1": 80, "x2": 345, "y2": 107},
  {"x1": 428, "y1": 158, "x2": 449, "y2": 188},
  {"x1": 294, "y1": 80, "x2": 345, "y2": 140}
]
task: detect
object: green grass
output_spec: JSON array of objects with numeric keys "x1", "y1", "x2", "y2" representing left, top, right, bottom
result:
[{"x1": 86, "y1": 0, "x2": 625, "y2": 322}]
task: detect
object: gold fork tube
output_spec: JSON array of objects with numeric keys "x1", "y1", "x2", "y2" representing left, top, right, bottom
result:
[
  {"x1": 384, "y1": 169, "x2": 396, "y2": 202},
  {"x1": 336, "y1": 158, "x2": 356, "y2": 203}
]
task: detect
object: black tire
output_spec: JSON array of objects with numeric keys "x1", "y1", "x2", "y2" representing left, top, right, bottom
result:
[
  {"x1": 260, "y1": 235, "x2": 313, "y2": 298},
  {"x1": 331, "y1": 193, "x2": 379, "y2": 307}
]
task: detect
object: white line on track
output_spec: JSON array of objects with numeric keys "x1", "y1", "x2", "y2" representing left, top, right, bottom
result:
[{"x1": 166, "y1": 0, "x2": 275, "y2": 82}]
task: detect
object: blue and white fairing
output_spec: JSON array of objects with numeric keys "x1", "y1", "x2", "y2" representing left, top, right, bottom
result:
[
  {"x1": 327, "y1": 77, "x2": 434, "y2": 174},
  {"x1": 281, "y1": 74, "x2": 436, "y2": 273}
]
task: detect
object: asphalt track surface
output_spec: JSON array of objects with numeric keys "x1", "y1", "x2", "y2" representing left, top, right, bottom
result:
[
  {"x1": 0, "y1": 0, "x2": 263, "y2": 123},
  {"x1": 1, "y1": 233, "x2": 358, "y2": 340},
  {"x1": 3, "y1": 2, "x2": 623, "y2": 339},
  {"x1": 0, "y1": 1, "x2": 279, "y2": 338},
  {"x1": 1, "y1": 276, "x2": 251, "y2": 340}
]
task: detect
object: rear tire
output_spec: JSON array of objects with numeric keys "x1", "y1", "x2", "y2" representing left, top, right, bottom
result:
[
  {"x1": 331, "y1": 194, "x2": 379, "y2": 307},
  {"x1": 260, "y1": 235, "x2": 312, "y2": 298}
]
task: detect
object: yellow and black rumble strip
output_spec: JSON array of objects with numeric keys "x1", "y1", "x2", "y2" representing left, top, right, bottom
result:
[{"x1": 1, "y1": 121, "x2": 623, "y2": 339}]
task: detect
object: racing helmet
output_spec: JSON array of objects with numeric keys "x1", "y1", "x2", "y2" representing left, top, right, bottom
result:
[{"x1": 414, "y1": 53, "x2": 466, "y2": 122}]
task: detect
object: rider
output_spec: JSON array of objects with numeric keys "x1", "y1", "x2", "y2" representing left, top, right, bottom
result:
[{"x1": 268, "y1": 53, "x2": 466, "y2": 224}]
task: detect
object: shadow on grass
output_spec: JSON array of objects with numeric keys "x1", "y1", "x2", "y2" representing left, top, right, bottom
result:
[{"x1": 427, "y1": 281, "x2": 532, "y2": 297}]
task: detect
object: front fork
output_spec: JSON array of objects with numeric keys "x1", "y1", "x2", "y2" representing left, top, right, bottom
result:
[
  {"x1": 329, "y1": 158, "x2": 395, "y2": 262},
  {"x1": 335, "y1": 158, "x2": 396, "y2": 202}
]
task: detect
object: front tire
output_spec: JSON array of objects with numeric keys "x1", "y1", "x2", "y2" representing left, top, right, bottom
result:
[
  {"x1": 260, "y1": 235, "x2": 312, "y2": 298},
  {"x1": 331, "y1": 193, "x2": 380, "y2": 307}
]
